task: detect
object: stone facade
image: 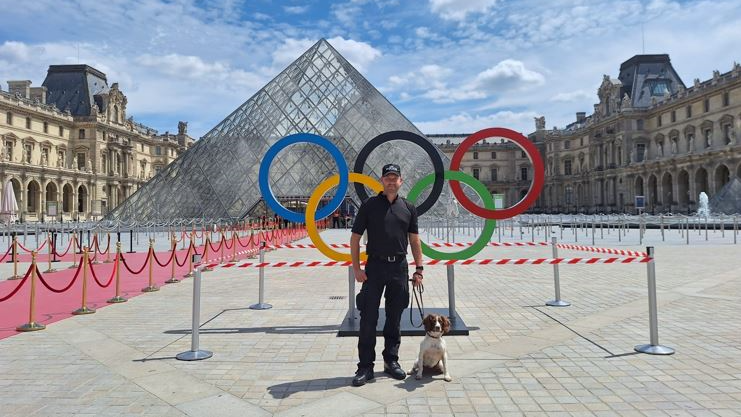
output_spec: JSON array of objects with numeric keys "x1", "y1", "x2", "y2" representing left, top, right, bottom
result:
[
  {"x1": 430, "y1": 55, "x2": 741, "y2": 215},
  {"x1": 538, "y1": 56, "x2": 741, "y2": 214},
  {"x1": 0, "y1": 65, "x2": 194, "y2": 222},
  {"x1": 430, "y1": 134, "x2": 537, "y2": 208}
]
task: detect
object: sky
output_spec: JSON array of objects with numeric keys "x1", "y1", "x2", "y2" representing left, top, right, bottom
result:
[{"x1": 0, "y1": 0, "x2": 739, "y2": 139}]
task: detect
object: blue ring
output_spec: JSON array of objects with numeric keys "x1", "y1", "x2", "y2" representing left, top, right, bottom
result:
[{"x1": 258, "y1": 133, "x2": 349, "y2": 223}]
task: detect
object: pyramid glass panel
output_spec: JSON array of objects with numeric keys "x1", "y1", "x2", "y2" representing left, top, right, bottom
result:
[{"x1": 105, "y1": 39, "x2": 457, "y2": 223}]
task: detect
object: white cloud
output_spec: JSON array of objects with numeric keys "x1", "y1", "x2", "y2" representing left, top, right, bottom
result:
[
  {"x1": 0, "y1": 41, "x2": 43, "y2": 63},
  {"x1": 415, "y1": 110, "x2": 537, "y2": 134},
  {"x1": 473, "y1": 59, "x2": 545, "y2": 91},
  {"x1": 136, "y1": 53, "x2": 264, "y2": 89},
  {"x1": 283, "y1": 5, "x2": 309, "y2": 14},
  {"x1": 272, "y1": 37, "x2": 381, "y2": 73},
  {"x1": 429, "y1": 0, "x2": 498, "y2": 21},
  {"x1": 551, "y1": 90, "x2": 592, "y2": 102}
]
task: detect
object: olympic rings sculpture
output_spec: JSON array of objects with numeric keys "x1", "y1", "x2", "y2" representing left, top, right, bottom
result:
[{"x1": 258, "y1": 128, "x2": 545, "y2": 261}]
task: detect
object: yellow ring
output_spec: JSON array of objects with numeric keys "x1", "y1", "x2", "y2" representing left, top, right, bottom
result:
[{"x1": 306, "y1": 173, "x2": 383, "y2": 261}]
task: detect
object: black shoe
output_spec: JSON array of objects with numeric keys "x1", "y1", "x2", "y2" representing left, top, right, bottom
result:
[
  {"x1": 383, "y1": 361, "x2": 406, "y2": 380},
  {"x1": 352, "y1": 368, "x2": 374, "y2": 386}
]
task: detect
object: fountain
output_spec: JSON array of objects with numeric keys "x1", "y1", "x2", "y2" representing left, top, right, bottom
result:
[{"x1": 698, "y1": 192, "x2": 710, "y2": 217}]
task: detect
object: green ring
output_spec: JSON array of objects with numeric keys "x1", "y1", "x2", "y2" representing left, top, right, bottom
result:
[{"x1": 408, "y1": 170, "x2": 496, "y2": 260}]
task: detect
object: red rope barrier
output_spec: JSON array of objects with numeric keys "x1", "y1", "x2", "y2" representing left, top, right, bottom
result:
[
  {"x1": 0, "y1": 268, "x2": 30, "y2": 302},
  {"x1": 87, "y1": 258, "x2": 116, "y2": 288},
  {"x1": 152, "y1": 248, "x2": 175, "y2": 268},
  {"x1": 95, "y1": 235, "x2": 110, "y2": 255},
  {"x1": 18, "y1": 239, "x2": 47, "y2": 253},
  {"x1": 174, "y1": 246, "x2": 191, "y2": 267},
  {"x1": 208, "y1": 239, "x2": 222, "y2": 252},
  {"x1": 223, "y1": 236, "x2": 234, "y2": 250},
  {"x1": 53, "y1": 237, "x2": 74, "y2": 257},
  {"x1": 0, "y1": 245, "x2": 11, "y2": 262},
  {"x1": 36, "y1": 262, "x2": 82, "y2": 293},
  {"x1": 121, "y1": 248, "x2": 151, "y2": 275}
]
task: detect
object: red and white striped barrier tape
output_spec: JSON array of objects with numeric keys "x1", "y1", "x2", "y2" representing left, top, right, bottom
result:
[
  {"x1": 201, "y1": 256, "x2": 651, "y2": 269},
  {"x1": 556, "y1": 244, "x2": 647, "y2": 257},
  {"x1": 264, "y1": 241, "x2": 549, "y2": 249}
]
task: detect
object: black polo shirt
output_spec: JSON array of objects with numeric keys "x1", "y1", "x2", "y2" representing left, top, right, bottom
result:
[{"x1": 351, "y1": 191, "x2": 419, "y2": 257}]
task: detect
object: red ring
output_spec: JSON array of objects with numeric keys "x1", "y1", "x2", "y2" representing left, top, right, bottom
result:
[{"x1": 449, "y1": 127, "x2": 544, "y2": 219}]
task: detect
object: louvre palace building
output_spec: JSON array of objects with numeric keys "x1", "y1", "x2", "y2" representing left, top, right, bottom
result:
[
  {"x1": 0, "y1": 65, "x2": 194, "y2": 222},
  {"x1": 433, "y1": 54, "x2": 741, "y2": 215}
]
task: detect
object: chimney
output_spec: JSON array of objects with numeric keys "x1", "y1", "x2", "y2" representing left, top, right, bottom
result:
[
  {"x1": 7, "y1": 80, "x2": 32, "y2": 99},
  {"x1": 576, "y1": 112, "x2": 586, "y2": 123},
  {"x1": 29, "y1": 86, "x2": 47, "y2": 104}
]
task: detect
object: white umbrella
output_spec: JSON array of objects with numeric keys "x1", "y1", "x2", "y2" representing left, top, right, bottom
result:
[{"x1": 0, "y1": 180, "x2": 19, "y2": 225}]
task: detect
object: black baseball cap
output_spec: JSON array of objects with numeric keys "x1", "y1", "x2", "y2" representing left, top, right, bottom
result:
[{"x1": 382, "y1": 163, "x2": 401, "y2": 177}]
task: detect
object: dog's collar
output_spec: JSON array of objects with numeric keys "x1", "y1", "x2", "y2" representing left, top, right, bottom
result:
[{"x1": 426, "y1": 331, "x2": 442, "y2": 339}]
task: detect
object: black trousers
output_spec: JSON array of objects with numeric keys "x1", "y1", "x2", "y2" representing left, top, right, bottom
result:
[{"x1": 356, "y1": 259, "x2": 409, "y2": 370}]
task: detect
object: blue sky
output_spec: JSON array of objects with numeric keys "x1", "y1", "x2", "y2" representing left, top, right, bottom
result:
[{"x1": 0, "y1": 0, "x2": 739, "y2": 139}]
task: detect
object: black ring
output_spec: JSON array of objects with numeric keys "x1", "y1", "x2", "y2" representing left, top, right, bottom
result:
[{"x1": 353, "y1": 130, "x2": 445, "y2": 216}]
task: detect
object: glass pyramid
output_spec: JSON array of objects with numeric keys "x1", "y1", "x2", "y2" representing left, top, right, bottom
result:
[{"x1": 105, "y1": 39, "x2": 456, "y2": 223}]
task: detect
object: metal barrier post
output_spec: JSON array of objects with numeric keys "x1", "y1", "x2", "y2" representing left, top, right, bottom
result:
[
  {"x1": 250, "y1": 241, "x2": 272, "y2": 310},
  {"x1": 447, "y1": 264, "x2": 456, "y2": 320},
  {"x1": 68, "y1": 234, "x2": 78, "y2": 269},
  {"x1": 108, "y1": 243, "x2": 126, "y2": 303},
  {"x1": 184, "y1": 240, "x2": 195, "y2": 278},
  {"x1": 17, "y1": 252, "x2": 45, "y2": 331},
  {"x1": 634, "y1": 247, "x2": 675, "y2": 355},
  {"x1": 348, "y1": 266, "x2": 356, "y2": 321},
  {"x1": 142, "y1": 240, "x2": 159, "y2": 292},
  {"x1": 546, "y1": 234, "x2": 570, "y2": 307},
  {"x1": 230, "y1": 232, "x2": 237, "y2": 262},
  {"x1": 177, "y1": 254, "x2": 213, "y2": 361},
  {"x1": 202, "y1": 236, "x2": 213, "y2": 272},
  {"x1": 104, "y1": 233, "x2": 113, "y2": 263},
  {"x1": 45, "y1": 233, "x2": 57, "y2": 273},
  {"x1": 72, "y1": 248, "x2": 95, "y2": 315},
  {"x1": 165, "y1": 238, "x2": 180, "y2": 284},
  {"x1": 8, "y1": 236, "x2": 20, "y2": 279},
  {"x1": 52, "y1": 231, "x2": 60, "y2": 263},
  {"x1": 128, "y1": 229, "x2": 136, "y2": 253}
]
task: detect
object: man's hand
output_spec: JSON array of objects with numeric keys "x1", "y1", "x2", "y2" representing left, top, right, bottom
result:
[
  {"x1": 412, "y1": 271, "x2": 423, "y2": 287},
  {"x1": 354, "y1": 268, "x2": 367, "y2": 283}
]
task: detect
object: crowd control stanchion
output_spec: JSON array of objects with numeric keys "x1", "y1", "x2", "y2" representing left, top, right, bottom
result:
[
  {"x1": 45, "y1": 233, "x2": 57, "y2": 273},
  {"x1": 202, "y1": 236, "x2": 213, "y2": 272},
  {"x1": 68, "y1": 234, "x2": 78, "y2": 269},
  {"x1": 447, "y1": 264, "x2": 456, "y2": 321},
  {"x1": 546, "y1": 234, "x2": 570, "y2": 307},
  {"x1": 183, "y1": 241, "x2": 195, "y2": 278},
  {"x1": 142, "y1": 239, "x2": 159, "y2": 292},
  {"x1": 17, "y1": 251, "x2": 45, "y2": 332},
  {"x1": 72, "y1": 248, "x2": 95, "y2": 315},
  {"x1": 176, "y1": 253, "x2": 213, "y2": 361},
  {"x1": 634, "y1": 246, "x2": 675, "y2": 355},
  {"x1": 5, "y1": 232, "x2": 15, "y2": 264},
  {"x1": 104, "y1": 233, "x2": 113, "y2": 263},
  {"x1": 8, "y1": 236, "x2": 21, "y2": 280},
  {"x1": 108, "y1": 243, "x2": 126, "y2": 303},
  {"x1": 249, "y1": 241, "x2": 272, "y2": 310},
  {"x1": 347, "y1": 266, "x2": 356, "y2": 322},
  {"x1": 128, "y1": 229, "x2": 136, "y2": 253},
  {"x1": 165, "y1": 238, "x2": 180, "y2": 284},
  {"x1": 52, "y1": 231, "x2": 60, "y2": 263},
  {"x1": 230, "y1": 232, "x2": 237, "y2": 262}
]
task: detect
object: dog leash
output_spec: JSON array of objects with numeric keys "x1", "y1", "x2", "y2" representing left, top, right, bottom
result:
[{"x1": 409, "y1": 279, "x2": 425, "y2": 328}]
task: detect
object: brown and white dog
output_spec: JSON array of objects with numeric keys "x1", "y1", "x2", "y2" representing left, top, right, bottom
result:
[{"x1": 409, "y1": 313, "x2": 452, "y2": 382}]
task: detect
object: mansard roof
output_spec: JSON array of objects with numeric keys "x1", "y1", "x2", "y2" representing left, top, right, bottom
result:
[
  {"x1": 618, "y1": 54, "x2": 685, "y2": 108},
  {"x1": 42, "y1": 65, "x2": 110, "y2": 116}
]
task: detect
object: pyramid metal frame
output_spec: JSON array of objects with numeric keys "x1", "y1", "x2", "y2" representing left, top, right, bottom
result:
[{"x1": 105, "y1": 39, "x2": 454, "y2": 223}]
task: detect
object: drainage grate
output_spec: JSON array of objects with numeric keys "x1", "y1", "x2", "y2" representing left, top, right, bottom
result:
[{"x1": 329, "y1": 296, "x2": 346, "y2": 300}]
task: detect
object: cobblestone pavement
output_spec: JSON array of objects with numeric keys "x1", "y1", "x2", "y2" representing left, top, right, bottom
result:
[{"x1": 1, "y1": 228, "x2": 740, "y2": 416}]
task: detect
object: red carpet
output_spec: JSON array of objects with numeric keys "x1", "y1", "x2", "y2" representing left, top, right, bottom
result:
[{"x1": 0, "y1": 228, "x2": 310, "y2": 340}]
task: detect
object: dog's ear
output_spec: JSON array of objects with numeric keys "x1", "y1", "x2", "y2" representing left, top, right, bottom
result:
[
  {"x1": 423, "y1": 314, "x2": 435, "y2": 332},
  {"x1": 441, "y1": 316, "x2": 451, "y2": 334}
]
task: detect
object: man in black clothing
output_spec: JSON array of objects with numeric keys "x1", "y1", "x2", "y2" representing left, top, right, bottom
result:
[{"x1": 350, "y1": 163, "x2": 424, "y2": 386}]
